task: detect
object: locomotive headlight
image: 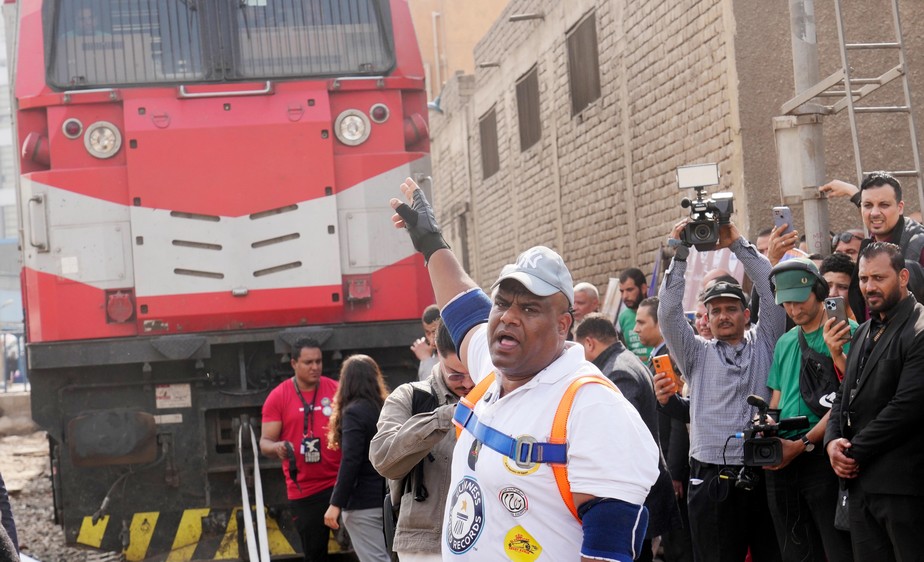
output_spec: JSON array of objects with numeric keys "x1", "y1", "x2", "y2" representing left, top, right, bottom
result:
[
  {"x1": 84, "y1": 121, "x2": 122, "y2": 159},
  {"x1": 334, "y1": 110, "x2": 370, "y2": 146}
]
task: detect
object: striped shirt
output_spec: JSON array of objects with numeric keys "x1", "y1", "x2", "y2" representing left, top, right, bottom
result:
[{"x1": 658, "y1": 237, "x2": 786, "y2": 465}]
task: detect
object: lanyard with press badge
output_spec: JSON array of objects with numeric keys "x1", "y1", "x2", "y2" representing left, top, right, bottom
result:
[{"x1": 293, "y1": 378, "x2": 322, "y2": 464}]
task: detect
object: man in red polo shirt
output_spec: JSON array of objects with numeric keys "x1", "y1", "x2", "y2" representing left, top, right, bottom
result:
[{"x1": 261, "y1": 338, "x2": 342, "y2": 561}]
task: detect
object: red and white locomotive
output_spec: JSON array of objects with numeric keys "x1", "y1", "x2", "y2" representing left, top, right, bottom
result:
[{"x1": 5, "y1": 0, "x2": 432, "y2": 558}]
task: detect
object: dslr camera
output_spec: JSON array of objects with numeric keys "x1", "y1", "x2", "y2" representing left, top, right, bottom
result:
[
  {"x1": 676, "y1": 163, "x2": 735, "y2": 251},
  {"x1": 739, "y1": 395, "x2": 808, "y2": 467}
]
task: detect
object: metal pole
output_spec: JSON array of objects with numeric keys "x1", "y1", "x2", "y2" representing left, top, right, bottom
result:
[
  {"x1": 17, "y1": 333, "x2": 27, "y2": 390},
  {"x1": 790, "y1": 0, "x2": 820, "y2": 91},
  {"x1": 787, "y1": 0, "x2": 831, "y2": 255}
]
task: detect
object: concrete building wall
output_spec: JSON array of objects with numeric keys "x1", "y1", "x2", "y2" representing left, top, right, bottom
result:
[
  {"x1": 430, "y1": 0, "x2": 924, "y2": 290},
  {"x1": 734, "y1": 0, "x2": 924, "y2": 239},
  {"x1": 431, "y1": 0, "x2": 743, "y2": 290},
  {"x1": 407, "y1": 0, "x2": 507, "y2": 100}
]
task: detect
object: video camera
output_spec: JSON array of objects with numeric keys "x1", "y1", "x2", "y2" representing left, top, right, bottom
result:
[
  {"x1": 718, "y1": 395, "x2": 809, "y2": 492},
  {"x1": 738, "y1": 394, "x2": 809, "y2": 467},
  {"x1": 676, "y1": 163, "x2": 735, "y2": 252}
]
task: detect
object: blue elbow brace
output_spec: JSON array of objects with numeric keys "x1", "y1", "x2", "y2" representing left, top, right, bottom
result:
[
  {"x1": 441, "y1": 289, "x2": 492, "y2": 351},
  {"x1": 579, "y1": 498, "x2": 649, "y2": 562}
]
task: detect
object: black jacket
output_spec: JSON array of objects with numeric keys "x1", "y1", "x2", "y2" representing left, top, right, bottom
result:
[
  {"x1": 825, "y1": 295, "x2": 924, "y2": 495},
  {"x1": 331, "y1": 398, "x2": 386, "y2": 510},
  {"x1": 648, "y1": 343, "x2": 690, "y2": 483},
  {"x1": 849, "y1": 215, "x2": 924, "y2": 321},
  {"x1": 593, "y1": 342, "x2": 682, "y2": 537}
]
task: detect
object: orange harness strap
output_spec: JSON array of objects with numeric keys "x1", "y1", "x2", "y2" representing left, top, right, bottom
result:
[
  {"x1": 455, "y1": 372, "x2": 619, "y2": 522},
  {"x1": 454, "y1": 372, "x2": 496, "y2": 439},
  {"x1": 549, "y1": 375, "x2": 619, "y2": 522}
]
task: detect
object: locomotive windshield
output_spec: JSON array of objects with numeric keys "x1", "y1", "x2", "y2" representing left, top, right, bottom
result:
[{"x1": 44, "y1": 0, "x2": 395, "y2": 89}]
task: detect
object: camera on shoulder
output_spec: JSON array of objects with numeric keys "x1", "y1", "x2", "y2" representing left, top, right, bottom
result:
[{"x1": 676, "y1": 163, "x2": 735, "y2": 251}]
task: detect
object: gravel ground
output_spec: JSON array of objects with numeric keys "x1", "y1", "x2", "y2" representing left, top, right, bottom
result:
[{"x1": 2, "y1": 431, "x2": 92, "y2": 562}]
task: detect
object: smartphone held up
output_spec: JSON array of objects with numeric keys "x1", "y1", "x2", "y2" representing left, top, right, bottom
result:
[
  {"x1": 824, "y1": 296, "x2": 848, "y2": 325},
  {"x1": 772, "y1": 206, "x2": 794, "y2": 235}
]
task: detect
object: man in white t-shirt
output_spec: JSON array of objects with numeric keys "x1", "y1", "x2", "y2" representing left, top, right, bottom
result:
[{"x1": 391, "y1": 179, "x2": 659, "y2": 561}]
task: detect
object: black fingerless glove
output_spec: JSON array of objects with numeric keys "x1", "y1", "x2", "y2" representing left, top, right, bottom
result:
[{"x1": 394, "y1": 188, "x2": 450, "y2": 262}]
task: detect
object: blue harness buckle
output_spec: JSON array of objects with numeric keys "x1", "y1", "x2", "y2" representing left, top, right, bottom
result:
[
  {"x1": 454, "y1": 399, "x2": 567, "y2": 466},
  {"x1": 514, "y1": 435, "x2": 538, "y2": 468}
]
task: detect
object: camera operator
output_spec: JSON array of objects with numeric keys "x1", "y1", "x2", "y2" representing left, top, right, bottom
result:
[
  {"x1": 764, "y1": 258, "x2": 855, "y2": 562},
  {"x1": 658, "y1": 219, "x2": 786, "y2": 562},
  {"x1": 825, "y1": 242, "x2": 924, "y2": 560}
]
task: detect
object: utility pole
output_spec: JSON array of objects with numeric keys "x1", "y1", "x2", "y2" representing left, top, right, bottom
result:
[{"x1": 773, "y1": 0, "x2": 831, "y2": 255}]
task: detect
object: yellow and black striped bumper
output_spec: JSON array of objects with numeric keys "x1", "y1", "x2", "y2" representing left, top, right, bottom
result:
[{"x1": 75, "y1": 506, "x2": 346, "y2": 561}]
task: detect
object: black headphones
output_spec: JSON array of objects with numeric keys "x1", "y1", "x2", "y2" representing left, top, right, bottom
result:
[{"x1": 769, "y1": 259, "x2": 829, "y2": 301}]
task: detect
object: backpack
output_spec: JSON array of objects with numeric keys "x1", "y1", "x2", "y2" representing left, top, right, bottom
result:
[
  {"x1": 403, "y1": 385, "x2": 440, "y2": 500},
  {"x1": 383, "y1": 382, "x2": 440, "y2": 552}
]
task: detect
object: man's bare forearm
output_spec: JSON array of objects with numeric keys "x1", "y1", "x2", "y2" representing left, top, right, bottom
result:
[{"x1": 427, "y1": 248, "x2": 479, "y2": 308}]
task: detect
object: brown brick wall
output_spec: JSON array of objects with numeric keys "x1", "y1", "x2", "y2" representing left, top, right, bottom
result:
[{"x1": 430, "y1": 0, "x2": 924, "y2": 290}]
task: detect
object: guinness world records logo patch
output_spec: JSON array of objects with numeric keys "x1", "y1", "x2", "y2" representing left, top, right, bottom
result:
[{"x1": 446, "y1": 476, "x2": 485, "y2": 554}]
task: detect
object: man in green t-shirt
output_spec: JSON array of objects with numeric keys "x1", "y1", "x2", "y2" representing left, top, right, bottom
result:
[
  {"x1": 618, "y1": 268, "x2": 653, "y2": 361},
  {"x1": 764, "y1": 258, "x2": 854, "y2": 562}
]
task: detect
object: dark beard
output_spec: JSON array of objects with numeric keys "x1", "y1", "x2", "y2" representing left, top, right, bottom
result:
[{"x1": 866, "y1": 288, "x2": 902, "y2": 314}]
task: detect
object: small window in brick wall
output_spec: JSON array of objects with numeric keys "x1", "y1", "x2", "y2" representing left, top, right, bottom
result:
[
  {"x1": 516, "y1": 65, "x2": 541, "y2": 151},
  {"x1": 479, "y1": 107, "x2": 500, "y2": 179},
  {"x1": 566, "y1": 11, "x2": 601, "y2": 116}
]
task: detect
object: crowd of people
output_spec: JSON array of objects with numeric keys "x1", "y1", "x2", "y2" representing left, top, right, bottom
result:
[
  {"x1": 0, "y1": 162, "x2": 919, "y2": 562},
  {"x1": 249, "y1": 171, "x2": 924, "y2": 562},
  {"x1": 8, "y1": 170, "x2": 917, "y2": 562}
]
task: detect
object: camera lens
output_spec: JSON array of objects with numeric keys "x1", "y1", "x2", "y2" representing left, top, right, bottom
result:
[
  {"x1": 693, "y1": 223, "x2": 713, "y2": 242},
  {"x1": 756, "y1": 445, "x2": 775, "y2": 460}
]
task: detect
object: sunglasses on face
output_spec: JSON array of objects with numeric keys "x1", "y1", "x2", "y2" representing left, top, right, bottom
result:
[
  {"x1": 832, "y1": 232, "x2": 860, "y2": 247},
  {"x1": 441, "y1": 365, "x2": 468, "y2": 382}
]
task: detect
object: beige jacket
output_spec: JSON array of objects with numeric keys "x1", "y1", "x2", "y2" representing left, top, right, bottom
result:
[{"x1": 370, "y1": 367, "x2": 459, "y2": 554}]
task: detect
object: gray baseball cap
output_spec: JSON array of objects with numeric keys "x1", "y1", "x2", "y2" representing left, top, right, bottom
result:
[{"x1": 491, "y1": 246, "x2": 575, "y2": 306}]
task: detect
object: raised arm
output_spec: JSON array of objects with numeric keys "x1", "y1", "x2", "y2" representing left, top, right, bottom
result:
[
  {"x1": 731, "y1": 234, "x2": 786, "y2": 346},
  {"x1": 658, "y1": 220, "x2": 702, "y2": 377},
  {"x1": 390, "y1": 178, "x2": 489, "y2": 365},
  {"x1": 823, "y1": 317, "x2": 852, "y2": 374},
  {"x1": 390, "y1": 178, "x2": 476, "y2": 307},
  {"x1": 819, "y1": 179, "x2": 860, "y2": 201},
  {"x1": 765, "y1": 224, "x2": 800, "y2": 267}
]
